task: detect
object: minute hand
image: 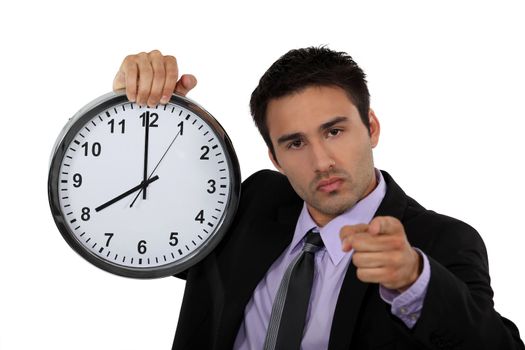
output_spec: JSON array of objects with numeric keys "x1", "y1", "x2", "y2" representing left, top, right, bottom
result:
[
  {"x1": 96, "y1": 175, "x2": 159, "y2": 212},
  {"x1": 142, "y1": 111, "x2": 150, "y2": 199},
  {"x1": 129, "y1": 129, "x2": 182, "y2": 208}
]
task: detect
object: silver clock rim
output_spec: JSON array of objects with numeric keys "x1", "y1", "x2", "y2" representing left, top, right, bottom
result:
[{"x1": 48, "y1": 91, "x2": 241, "y2": 279}]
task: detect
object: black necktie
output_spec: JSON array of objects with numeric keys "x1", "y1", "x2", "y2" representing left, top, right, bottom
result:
[{"x1": 263, "y1": 229, "x2": 325, "y2": 350}]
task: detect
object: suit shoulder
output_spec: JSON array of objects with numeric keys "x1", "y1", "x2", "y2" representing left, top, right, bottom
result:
[
  {"x1": 242, "y1": 169, "x2": 286, "y2": 185},
  {"x1": 406, "y1": 204, "x2": 479, "y2": 237},
  {"x1": 242, "y1": 169, "x2": 296, "y2": 198},
  {"x1": 404, "y1": 201, "x2": 488, "y2": 261},
  {"x1": 238, "y1": 169, "x2": 300, "y2": 214}
]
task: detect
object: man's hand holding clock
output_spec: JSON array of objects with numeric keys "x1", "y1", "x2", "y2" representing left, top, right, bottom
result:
[{"x1": 112, "y1": 50, "x2": 197, "y2": 106}]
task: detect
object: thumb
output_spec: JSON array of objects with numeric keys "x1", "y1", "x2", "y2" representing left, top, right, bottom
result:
[{"x1": 174, "y1": 74, "x2": 198, "y2": 97}]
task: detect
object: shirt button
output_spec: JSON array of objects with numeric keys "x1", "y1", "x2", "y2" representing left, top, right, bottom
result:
[
  {"x1": 410, "y1": 314, "x2": 418, "y2": 321},
  {"x1": 400, "y1": 307, "x2": 408, "y2": 314}
]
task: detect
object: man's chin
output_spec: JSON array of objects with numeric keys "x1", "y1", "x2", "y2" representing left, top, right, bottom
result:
[{"x1": 311, "y1": 195, "x2": 357, "y2": 217}]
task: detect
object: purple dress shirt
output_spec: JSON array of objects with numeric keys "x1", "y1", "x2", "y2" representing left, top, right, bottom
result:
[{"x1": 233, "y1": 169, "x2": 431, "y2": 350}]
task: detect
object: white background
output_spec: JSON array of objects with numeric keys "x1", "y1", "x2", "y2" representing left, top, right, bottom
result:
[{"x1": 1, "y1": 1, "x2": 524, "y2": 349}]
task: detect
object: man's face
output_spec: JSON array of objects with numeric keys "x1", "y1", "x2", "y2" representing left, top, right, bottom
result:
[{"x1": 266, "y1": 85, "x2": 380, "y2": 227}]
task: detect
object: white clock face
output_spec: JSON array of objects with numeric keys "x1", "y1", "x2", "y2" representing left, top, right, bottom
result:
[{"x1": 50, "y1": 94, "x2": 239, "y2": 277}]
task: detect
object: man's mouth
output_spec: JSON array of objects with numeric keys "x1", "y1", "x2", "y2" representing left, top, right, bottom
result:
[{"x1": 317, "y1": 177, "x2": 343, "y2": 193}]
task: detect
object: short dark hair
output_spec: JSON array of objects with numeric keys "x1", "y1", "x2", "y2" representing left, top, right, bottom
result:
[{"x1": 249, "y1": 46, "x2": 371, "y2": 160}]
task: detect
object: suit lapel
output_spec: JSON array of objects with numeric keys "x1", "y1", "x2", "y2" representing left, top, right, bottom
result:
[
  {"x1": 328, "y1": 263, "x2": 370, "y2": 350},
  {"x1": 328, "y1": 170, "x2": 408, "y2": 349},
  {"x1": 216, "y1": 202, "x2": 302, "y2": 349}
]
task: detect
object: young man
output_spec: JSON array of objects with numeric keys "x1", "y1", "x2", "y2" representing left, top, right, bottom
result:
[{"x1": 113, "y1": 48, "x2": 524, "y2": 349}]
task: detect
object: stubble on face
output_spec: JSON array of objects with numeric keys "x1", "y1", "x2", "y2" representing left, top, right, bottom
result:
[{"x1": 287, "y1": 157, "x2": 376, "y2": 227}]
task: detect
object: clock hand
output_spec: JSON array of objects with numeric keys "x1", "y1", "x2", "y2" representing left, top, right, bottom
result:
[
  {"x1": 142, "y1": 111, "x2": 150, "y2": 199},
  {"x1": 95, "y1": 175, "x2": 159, "y2": 212},
  {"x1": 129, "y1": 129, "x2": 182, "y2": 208}
]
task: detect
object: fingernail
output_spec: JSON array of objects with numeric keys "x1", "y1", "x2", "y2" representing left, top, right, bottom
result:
[{"x1": 160, "y1": 95, "x2": 169, "y2": 104}]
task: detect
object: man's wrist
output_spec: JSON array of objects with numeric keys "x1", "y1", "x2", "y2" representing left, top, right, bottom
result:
[
  {"x1": 380, "y1": 248, "x2": 430, "y2": 329},
  {"x1": 397, "y1": 248, "x2": 423, "y2": 292}
]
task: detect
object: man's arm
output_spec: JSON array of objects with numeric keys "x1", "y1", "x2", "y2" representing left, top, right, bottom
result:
[
  {"x1": 340, "y1": 216, "x2": 525, "y2": 349},
  {"x1": 411, "y1": 220, "x2": 524, "y2": 349}
]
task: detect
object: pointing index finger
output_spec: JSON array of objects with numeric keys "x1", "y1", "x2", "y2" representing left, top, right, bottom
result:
[
  {"x1": 340, "y1": 223, "x2": 369, "y2": 252},
  {"x1": 368, "y1": 216, "x2": 400, "y2": 236},
  {"x1": 340, "y1": 223, "x2": 369, "y2": 240}
]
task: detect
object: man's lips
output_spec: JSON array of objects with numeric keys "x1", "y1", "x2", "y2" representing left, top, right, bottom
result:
[{"x1": 317, "y1": 177, "x2": 343, "y2": 192}]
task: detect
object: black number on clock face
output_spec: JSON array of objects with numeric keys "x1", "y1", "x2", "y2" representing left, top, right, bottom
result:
[
  {"x1": 207, "y1": 179, "x2": 216, "y2": 193},
  {"x1": 73, "y1": 173, "x2": 82, "y2": 187},
  {"x1": 140, "y1": 111, "x2": 158, "y2": 127},
  {"x1": 81, "y1": 142, "x2": 101, "y2": 157},
  {"x1": 195, "y1": 210, "x2": 205, "y2": 224},
  {"x1": 200, "y1": 145, "x2": 210, "y2": 160},
  {"x1": 108, "y1": 119, "x2": 126, "y2": 134},
  {"x1": 169, "y1": 232, "x2": 179, "y2": 246},
  {"x1": 81, "y1": 207, "x2": 91, "y2": 221},
  {"x1": 137, "y1": 240, "x2": 147, "y2": 254},
  {"x1": 104, "y1": 233, "x2": 114, "y2": 247}
]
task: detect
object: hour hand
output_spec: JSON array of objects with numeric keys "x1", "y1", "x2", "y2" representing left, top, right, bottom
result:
[{"x1": 95, "y1": 175, "x2": 159, "y2": 212}]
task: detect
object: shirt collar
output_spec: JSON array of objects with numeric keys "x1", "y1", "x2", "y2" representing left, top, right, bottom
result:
[{"x1": 290, "y1": 168, "x2": 387, "y2": 266}]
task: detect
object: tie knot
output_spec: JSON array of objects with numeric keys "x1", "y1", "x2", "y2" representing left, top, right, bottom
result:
[{"x1": 303, "y1": 229, "x2": 324, "y2": 253}]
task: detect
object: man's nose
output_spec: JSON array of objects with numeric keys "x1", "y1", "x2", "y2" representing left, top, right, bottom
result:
[{"x1": 310, "y1": 140, "x2": 335, "y2": 173}]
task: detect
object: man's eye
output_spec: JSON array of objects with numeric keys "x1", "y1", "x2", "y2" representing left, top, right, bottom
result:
[
  {"x1": 328, "y1": 128, "x2": 342, "y2": 137},
  {"x1": 288, "y1": 140, "x2": 304, "y2": 149}
]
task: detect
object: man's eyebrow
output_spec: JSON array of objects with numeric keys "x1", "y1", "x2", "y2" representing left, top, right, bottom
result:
[
  {"x1": 277, "y1": 132, "x2": 304, "y2": 146},
  {"x1": 319, "y1": 116, "x2": 348, "y2": 131},
  {"x1": 276, "y1": 116, "x2": 349, "y2": 146}
]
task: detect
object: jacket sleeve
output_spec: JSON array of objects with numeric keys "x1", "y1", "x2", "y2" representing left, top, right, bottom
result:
[{"x1": 408, "y1": 217, "x2": 524, "y2": 349}]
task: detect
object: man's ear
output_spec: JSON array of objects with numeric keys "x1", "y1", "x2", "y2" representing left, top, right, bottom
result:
[
  {"x1": 268, "y1": 148, "x2": 285, "y2": 174},
  {"x1": 368, "y1": 108, "x2": 381, "y2": 148}
]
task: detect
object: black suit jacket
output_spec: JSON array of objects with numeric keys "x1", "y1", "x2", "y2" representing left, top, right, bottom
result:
[{"x1": 172, "y1": 170, "x2": 524, "y2": 349}]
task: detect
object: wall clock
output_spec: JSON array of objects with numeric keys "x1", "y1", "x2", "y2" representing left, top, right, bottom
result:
[{"x1": 48, "y1": 91, "x2": 241, "y2": 278}]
